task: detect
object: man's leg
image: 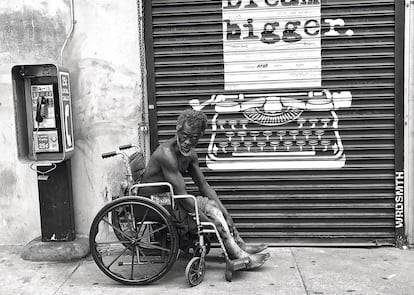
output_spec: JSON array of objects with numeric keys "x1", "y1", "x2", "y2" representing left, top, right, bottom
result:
[
  {"x1": 207, "y1": 197, "x2": 268, "y2": 254},
  {"x1": 203, "y1": 200, "x2": 270, "y2": 269}
]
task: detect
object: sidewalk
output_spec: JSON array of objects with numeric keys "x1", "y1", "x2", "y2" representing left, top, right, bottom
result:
[{"x1": 1, "y1": 246, "x2": 413, "y2": 295}]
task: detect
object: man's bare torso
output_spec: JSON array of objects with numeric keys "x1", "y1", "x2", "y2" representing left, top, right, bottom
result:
[{"x1": 140, "y1": 137, "x2": 193, "y2": 195}]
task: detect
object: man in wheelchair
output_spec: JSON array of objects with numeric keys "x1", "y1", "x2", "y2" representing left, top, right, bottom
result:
[{"x1": 140, "y1": 109, "x2": 270, "y2": 270}]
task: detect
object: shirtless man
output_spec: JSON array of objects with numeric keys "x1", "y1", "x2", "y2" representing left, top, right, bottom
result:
[{"x1": 140, "y1": 109, "x2": 270, "y2": 269}]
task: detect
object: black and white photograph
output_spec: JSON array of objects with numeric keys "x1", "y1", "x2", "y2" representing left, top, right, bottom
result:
[{"x1": 0, "y1": 0, "x2": 413, "y2": 294}]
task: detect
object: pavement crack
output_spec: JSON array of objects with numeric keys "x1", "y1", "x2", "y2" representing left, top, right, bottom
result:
[
  {"x1": 53, "y1": 260, "x2": 84, "y2": 295},
  {"x1": 290, "y1": 248, "x2": 310, "y2": 295}
]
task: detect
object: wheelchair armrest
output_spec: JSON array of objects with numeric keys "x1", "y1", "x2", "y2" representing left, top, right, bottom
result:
[
  {"x1": 173, "y1": 194, "x2": 200, "y2": 226},
  {"x1": 128, "y1": 182, "x2": 174, "y2": 196}
]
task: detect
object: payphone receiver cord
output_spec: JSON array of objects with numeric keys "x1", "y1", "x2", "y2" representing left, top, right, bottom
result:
[{"x1": 32, "y1": 121, "x2": 40, "y2": 162}]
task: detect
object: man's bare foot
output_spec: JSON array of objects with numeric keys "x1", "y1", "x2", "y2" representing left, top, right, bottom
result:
[
  {"x1": 239, "y1": 243, "x2": 268, "y2": 254},
  {"x1": 245, "y1": 252, "x2": 271, "y2": 270}
]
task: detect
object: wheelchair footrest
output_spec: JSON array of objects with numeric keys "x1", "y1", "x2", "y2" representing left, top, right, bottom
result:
[{"x1": 225, "y1": 257, "x2": 250, "y2": 282}]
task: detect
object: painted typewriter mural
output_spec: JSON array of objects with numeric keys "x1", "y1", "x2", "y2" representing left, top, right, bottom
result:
[{"x1": 192, "y1": 0, "x2": 354, "y2": 171}]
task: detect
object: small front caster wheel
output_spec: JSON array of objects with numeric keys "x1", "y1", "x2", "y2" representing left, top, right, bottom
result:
[
  {"x1": 185, "y1": 257, "x2": 206, "y2": 287},
  {"x1": 225, "y1": 269, "x2": 233, "y2": 282}
]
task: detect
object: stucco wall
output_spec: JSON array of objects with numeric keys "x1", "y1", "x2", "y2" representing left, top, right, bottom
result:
[
  {"x1": 65, "y1": 0, "x2": 141, "y2": 238},
  {"x1": 0, "y1": 0, "x2": 70, "y2": 244},
  {"x1": 0, "y1": 0, "x2": 142, "y2": 245}
]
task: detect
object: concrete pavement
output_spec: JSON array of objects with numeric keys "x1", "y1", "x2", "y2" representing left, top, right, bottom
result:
[{"x1": 0, "y1": 246, "x2": 413, "y2": 295}]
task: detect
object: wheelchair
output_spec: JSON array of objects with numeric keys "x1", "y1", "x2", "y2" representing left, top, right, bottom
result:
[{"x1": 89, "y1": 144, "x2": 251, "y2": 286}]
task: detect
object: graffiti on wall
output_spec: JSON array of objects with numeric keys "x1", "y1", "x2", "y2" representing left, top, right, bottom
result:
[
  {"x1": 191, "y1": 0, "x2": 354, "y2": 170},
  {"x1": 395, "y1": 172, "x2": 404, "y2": 229}
]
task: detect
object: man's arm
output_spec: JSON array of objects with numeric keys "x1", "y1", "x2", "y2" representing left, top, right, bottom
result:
[
  {"x1": 187, "y1": 154, "x2": 232, "y2": 221},
  {"x1": 156, "y1": 149, "x2": 210, "y2": 221}
]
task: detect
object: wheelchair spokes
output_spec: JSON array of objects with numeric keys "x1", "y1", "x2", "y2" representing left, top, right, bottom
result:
[
  {"x1": 101, "y1": 217, "x2": 134, "y2": 242},
  {"x1": 89, "y1": 197, "x2": 179, "y2": 285}
]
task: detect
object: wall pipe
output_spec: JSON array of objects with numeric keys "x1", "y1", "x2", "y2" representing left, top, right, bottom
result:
[{"x1": 60, "y1": 0, "x2": 76, "y2": 66}]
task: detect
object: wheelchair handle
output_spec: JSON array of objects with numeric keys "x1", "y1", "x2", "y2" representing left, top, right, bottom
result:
[
  {"x1": 119, "y1": 144, "x2": 132, "y2": 150},
  {"x1": 119, "y1": 143, "x2": 141, "y2": 151},
  {"x1": 102, "y1": 151, "x2": 117, "y2": 159}
]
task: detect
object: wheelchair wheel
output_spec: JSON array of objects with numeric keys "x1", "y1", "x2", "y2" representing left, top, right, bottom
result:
[
  {"x1": 89, "y1": 196, "x2": 179, "y2": 285},
  {"x1": 185, "y1": 257, "x2": 206, "y2": 287}
]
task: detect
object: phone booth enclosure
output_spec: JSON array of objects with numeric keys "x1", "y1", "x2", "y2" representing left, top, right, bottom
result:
[{"x1": 11, "y1": 64, "x2": 75, "y2": 242}]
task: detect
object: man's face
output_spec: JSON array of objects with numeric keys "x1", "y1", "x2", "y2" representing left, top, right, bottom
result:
[{"x1": 176, "y1": 122, "x2": 203, "y2": 156}]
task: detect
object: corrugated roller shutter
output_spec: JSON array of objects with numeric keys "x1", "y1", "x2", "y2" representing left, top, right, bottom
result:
[{"x1": 144, "y1": 0, "x2": 402, "y2": 245}]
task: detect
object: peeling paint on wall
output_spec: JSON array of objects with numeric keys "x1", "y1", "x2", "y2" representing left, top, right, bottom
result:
[
  {"x1": 0, "y1": 5, "x2": 68, "y2": 64},
  {"x1": 73, "y1": 58, "x2": 140, "y2": 140},
  {"x1": 60, "y1": 0, "x2": 141, "y2": 237},
  {"x1": 68, "y1": 56, "x2": 141, "y2": 232},
  {"x1": 0, "y1": 167, "x2": 17, "y2": 206}
]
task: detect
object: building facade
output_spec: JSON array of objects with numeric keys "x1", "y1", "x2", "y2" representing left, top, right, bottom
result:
[{"x1": 0, "y1": 0, "x2": 413, "y2": 247}]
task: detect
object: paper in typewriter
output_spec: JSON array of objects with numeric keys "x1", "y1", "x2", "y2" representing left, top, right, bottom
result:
[
  {"x1": 191, "y1": 1, "x2": 353, "y2": 171},
  {"x1": 222, "y1": 0, "x2": 321, "y2": 91}
]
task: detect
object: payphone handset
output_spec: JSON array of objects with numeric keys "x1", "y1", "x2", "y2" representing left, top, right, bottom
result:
[{"x1": 12, "y1": 64, "x2": 75, "y2": 164}]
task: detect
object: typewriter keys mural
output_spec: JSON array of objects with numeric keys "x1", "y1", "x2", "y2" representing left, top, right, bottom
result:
[{"x1": 191, "y1": 90, "x2": 352, "y2": 170}]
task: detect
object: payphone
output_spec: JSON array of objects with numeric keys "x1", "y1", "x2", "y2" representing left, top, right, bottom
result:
[
  {"x1": 12, "y1": 64, "x2": 74, "y2": 162},
  {"x1": 12, "y1": 64, "x2": 75, "y2": 242}
]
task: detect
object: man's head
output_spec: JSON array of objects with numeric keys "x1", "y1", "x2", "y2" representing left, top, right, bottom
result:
[{"x1": 176, "y1": 109, "x2": 208, "y2": 156}]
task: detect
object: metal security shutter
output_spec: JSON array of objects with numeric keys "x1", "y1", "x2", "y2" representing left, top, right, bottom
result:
[{"x1": 144, "y1": 0, "x2": 404, "y2": 245}]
